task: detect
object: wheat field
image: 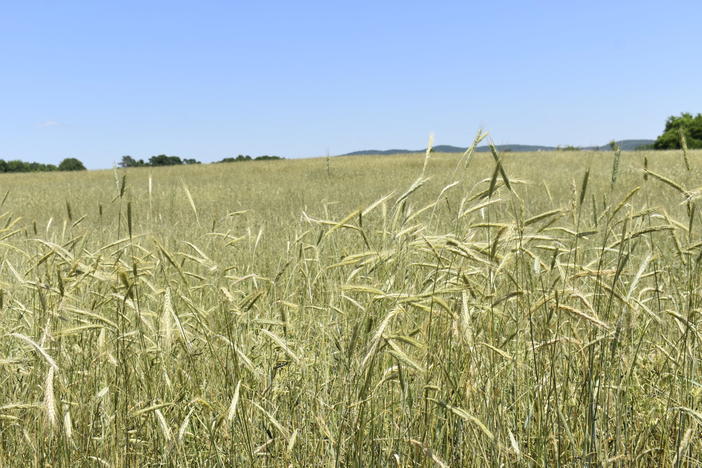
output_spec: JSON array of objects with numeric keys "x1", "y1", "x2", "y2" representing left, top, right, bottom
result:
[{"x1": 1, "y1": 146, "x2": 701, "y2": 466}]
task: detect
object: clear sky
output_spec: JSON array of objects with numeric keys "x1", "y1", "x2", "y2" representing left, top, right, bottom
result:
[{"x1": 2, "y1": 1, "x2": 701, "y2": 168}]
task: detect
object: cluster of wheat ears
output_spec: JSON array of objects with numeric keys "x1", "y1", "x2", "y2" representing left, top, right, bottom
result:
[{"x1": 0, "y1": 135, "x2": 700, "y2": 466}]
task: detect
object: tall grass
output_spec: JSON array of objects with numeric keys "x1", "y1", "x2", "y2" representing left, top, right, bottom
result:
[{"x1": 0, "y1": 148, "x2": 700, "y2": 466}]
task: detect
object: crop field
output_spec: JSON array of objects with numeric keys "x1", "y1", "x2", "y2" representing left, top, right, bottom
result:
[{"x1": 1, "y1": 146, "x2": 702, "y2": 466}]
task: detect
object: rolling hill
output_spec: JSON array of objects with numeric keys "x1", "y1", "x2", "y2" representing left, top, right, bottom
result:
[{"x1": 342, "y1": 139, "x2": 655, "y2": 156}]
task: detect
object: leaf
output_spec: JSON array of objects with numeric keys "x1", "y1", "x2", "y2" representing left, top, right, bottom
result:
[
  {"x1": 227, "y1": 380, "x2": 241, "y2": 422},
  {"x1": 261, "y1": 329, "x2": 300, "y2": 364},
  {"x1": 430, "y1": 399, "x2": 494, "y2": 440},
  {"x1": 9, "y1": 333, "x2": 59, "y2": 371}
]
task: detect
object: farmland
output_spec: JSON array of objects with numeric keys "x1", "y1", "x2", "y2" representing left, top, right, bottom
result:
[{"x1": 1, "y1": 147, "x2": 701, "y2": 466}]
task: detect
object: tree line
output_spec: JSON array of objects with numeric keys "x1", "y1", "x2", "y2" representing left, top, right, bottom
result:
[
  {"x1": 119, "y1": 155, "x2": 201, "y2": 167},
  {"x1": 0, "y1": 157, "x2": 86, "y2": 173},
  {"x1": 0, "y1": 153, "x2": 286, "y2": 174},
  {"x1": 119, "y1": 154, "x2": 283, "y2": 167},
  {"x1": 218, "y1": 155, "x2": 284, "y2": 163}
]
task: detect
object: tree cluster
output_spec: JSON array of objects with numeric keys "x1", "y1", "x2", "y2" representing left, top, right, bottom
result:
[
  {"x1": 0, "y1": 157, "x2": 86, "y2": 173},
  {"x1": 119, "y1": 155, "x2": 201, "y2": 168},
  {"x1": 217, "y1": 155, "x2": 284, "y2": 163},
  {"x1": 654, "y1": 113, "x2": 702, "y2": 149},
  {"x1": 120, "y1": 154, "x2": 285, "y2": 167},
  {"x1": 556, "y1": 145, "x2": 582, "y2": 151}
]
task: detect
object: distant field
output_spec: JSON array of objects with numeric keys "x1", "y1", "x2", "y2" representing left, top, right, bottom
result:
[{"x1": 1, "y1": 148, "x2": 701, "y2": 465}]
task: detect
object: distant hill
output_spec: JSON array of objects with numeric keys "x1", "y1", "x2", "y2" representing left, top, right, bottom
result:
[
  {"x1": 588, "y1": 140, "x2": 655, "y2": 151},
  {"x1": 473, "y1": 144, "x2": 560, "y2": 153},
  {"x1": 342, "y1": 139, "x2": 655, "y2": 156}
]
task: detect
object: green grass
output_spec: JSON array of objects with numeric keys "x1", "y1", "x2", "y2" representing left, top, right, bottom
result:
[{"x1": 1, "y1": 148, "x2": 701, "y2": 466}]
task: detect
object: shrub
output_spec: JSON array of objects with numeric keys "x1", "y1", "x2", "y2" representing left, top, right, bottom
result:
[{"x1": 58, "y1": 157, "x2": 87, "y2": 171}]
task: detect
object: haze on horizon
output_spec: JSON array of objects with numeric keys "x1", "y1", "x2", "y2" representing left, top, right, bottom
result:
[{"x1": 2, "y1": 0, "x2": 701, "y2": 169}]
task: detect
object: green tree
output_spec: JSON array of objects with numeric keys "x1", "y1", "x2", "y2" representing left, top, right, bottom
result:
[
  {"x1": 149, "y1": 154, "x2": 183, "y2": 166},
  {"x1": 119, "y1": 155, "x2": 145, "y2": 167},
  {"x1": 653, "y1": 113, "x2": 702, "y2": 149},
  {"x1": 6, "y1": 160, "x2": 30, "y2": 172},
  {"x1": 58, "y1": 158, "x2": 87, "y2": 171},
  {"x1": 255, "y1": 155, "x2": 283, "y2": 160}
]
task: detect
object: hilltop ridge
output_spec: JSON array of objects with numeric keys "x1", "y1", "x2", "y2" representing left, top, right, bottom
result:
[{"x1": 342, "y1": 139, "x2": 654, "y2": 156}]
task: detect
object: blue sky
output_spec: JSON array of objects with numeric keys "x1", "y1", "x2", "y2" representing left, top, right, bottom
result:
[{"x1": 1, "y1": 1, "x2": 700, "y2": 168}]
